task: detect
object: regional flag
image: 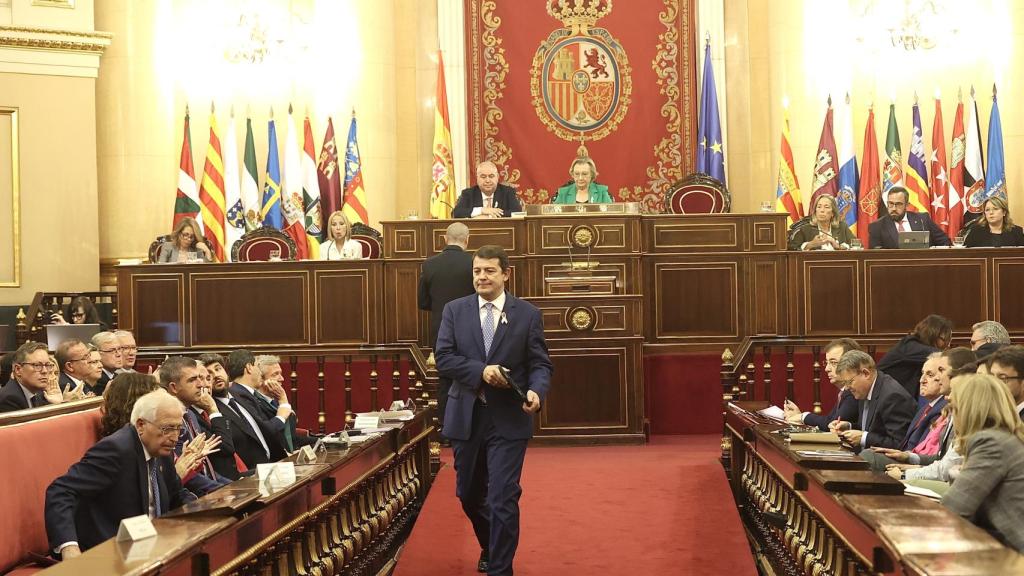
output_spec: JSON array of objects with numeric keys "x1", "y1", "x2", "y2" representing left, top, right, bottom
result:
[
  {"x1": 857, "y1": 106, "x2": 881, "y2": 246},
  {"x1": 280, "y1": 107, "x2": 310, "y2": 259},
  {"x1": 808, "y1": 96, "x2": 839, "y2": 211},
  {"x1": 929, "y1": 95, "x2": 953, "y2": 233},
  {"x1": 948, "y1": 92, "x2": 967, "y2": 235},
  {"x1": 836, "y1": 94, "x2": 859, "y2": 233},
  {"x1": 775, "y1": 107, "x2": 803, "y2": 225},
  {"x1": 881, "y1": 103, "x2": 903, "y2": 205},
  {"x1": 983, "y1": 85, "x2": 1007, "y2": 204},
  {"x1": 261, "y1": 117, "x2": 283, "y2": 229},
  {"x1": 905, "y1": 99, "x2": 930, "y2": 213},
  {"x1": 317, "y1": 118, "x2": 343, "y2": 221},
  {"x1": 695, "y1": 39, "x2": 726, "y2": 185},
  {"x1": 241, "y1": 117, "x2": 262, "y2": 232},
  {"x1": 223, "y1": 112, "x2": 245, "y2": 259},
  {"x1": 430, "y1": 50, "x2": 458, "y2": 219},
  {"x1": 964, "y1": 86, "x2": 985, "y2": 216},
  {"x1": 342, "y1": 113, "x2": 369, "y2": 225},
  {"x1": 173, "y1": 107, "x2": 201, "y2": 230},
  {"x1": 302, "y1": 116, "x2": 323, "y2": 247},
  {"x1": 198, "y1": 111, "x2": 227, "y2": 262}
]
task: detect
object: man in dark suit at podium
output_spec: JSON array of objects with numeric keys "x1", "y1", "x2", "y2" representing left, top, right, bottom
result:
[
  {"x1": 45, "y1": 389, "x2": 196, "y2": 558},
  {"x1": 418, "y1": 222, "x2": 475, "y2": 438},
  {"x1": 452, "y1": 161, "x2": 522, "y2": 219},
  {"x1": 868, "y1": 186, "x2": 950, "y2": 249},
  {"x1": 435, "y1": 245, "x2": 552, "y2": 575}
]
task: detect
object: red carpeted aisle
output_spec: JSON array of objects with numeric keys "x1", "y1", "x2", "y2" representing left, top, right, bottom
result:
[{"x1": 394, "y1": 435, "x2": 756, "y2": 575}]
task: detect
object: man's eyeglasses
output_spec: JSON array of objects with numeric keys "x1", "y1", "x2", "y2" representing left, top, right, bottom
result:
[
  {"x1": 119, "y1": 346, "x2": 138, "y2": 353},
  {"x1": 146, "y1": 421, "x2": 184, "y2": 437},
  {"x1": 99, "y1": 348, "x2": 123, "y2": 355},
  {"x1": 995, "y1": 374, "x2": 1022, "y2": 383},
  {"x1": 887, "y1": 201, "x2": 906, "y2": 208},
  {"x1": 18, "y1": 362, "x2": 54, "y2": 373},
  {"x1": 835, "y1": 378, "x2": 855, "y2": 388}
]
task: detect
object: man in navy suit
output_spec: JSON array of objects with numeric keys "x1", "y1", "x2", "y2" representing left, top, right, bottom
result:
[
  {"x1": 452, "y1": 161, "x2": 523, "y2": 219},
  {"x1": 202, "y1": 353, "x2": 270, "y2": 473},
  {"x1": 435, "y1": 245, "x2": 553, "y2": 575},
  {"x1": 227, "y1": 349, "x2": 290, "y2": 462},
  {"x1": 784, "y1": 338, "x2": 862, "y2": 430},
  {"x1": 868, "y1": 186, "x2": 951, "y2": 249},
  {"x1": 831, "y1": 350, "x2": 917, "y2": 449},
  {"x1": 0, "y1": 341, "x2": 58, "y2": 412},
  {"x1": 45, "y1": 389, "x2": 196, "y2": 558}
]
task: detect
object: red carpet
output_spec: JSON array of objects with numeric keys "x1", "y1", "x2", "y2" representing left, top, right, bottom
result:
[{"x1": 395, "y1": 435, "x2": 756, "y2": 575}]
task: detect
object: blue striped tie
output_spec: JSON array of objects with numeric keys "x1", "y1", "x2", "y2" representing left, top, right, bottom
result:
[
  {"x1": 482, "y1": 303, "x2": 495, "y2": 356},
  {"x1": 149, "y1": 459, "x2": 162, "y2": 518}
]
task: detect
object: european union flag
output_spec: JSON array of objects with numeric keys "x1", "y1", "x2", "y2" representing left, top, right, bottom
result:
[
  {"x1": 261, "y1": 119, "x2": 283, "y2": 229},
  {"x1": 696, "y1": 40, "x2": 725, "y2": 185},
  {"x1": 984, "y1": 86, "x2": 1007, "y2": 202}
]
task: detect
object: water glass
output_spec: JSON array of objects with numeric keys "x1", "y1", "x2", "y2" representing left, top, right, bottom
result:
[
  {"x1": 953, "y1": 234, "x2": 966, "y2": 248},
  {"x1": 185, "y1": 251, "x2": 199, "y2": 263},
  {"x1": 268, "y1": 249, "x2": 282, "y2": 261},
  {"x1": 849, "y1": 239, "x2": 863, "y2": 251},
  {"x1": 760, "y1": 201, "x2": 774, "y2": 213}
]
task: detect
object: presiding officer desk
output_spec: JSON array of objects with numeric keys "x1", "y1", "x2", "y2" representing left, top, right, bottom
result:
[
  {"x1": 726, "y1": 401, "x2": 1024, "y2": 575},
  {"x1": 115, "y1": 208, "x2": 1024, "y2": 443},
  {"x1": 39, "y1": 410, "x2": 434, "y2": 576}
]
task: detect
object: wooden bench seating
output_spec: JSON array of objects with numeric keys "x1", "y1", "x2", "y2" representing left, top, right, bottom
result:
[{"x1": 0, "y1": 399, "x2": 103, "y2": 575}]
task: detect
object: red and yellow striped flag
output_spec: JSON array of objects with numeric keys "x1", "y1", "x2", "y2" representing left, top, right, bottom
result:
[
  {"x1": 775, "y1": 109, "x2": 803, "y2": 225},
  {"x1": 198, "y1": 111, "x2": 226, "y2": 261},
  {"x1": 430, "y1": 51, "x2": 457, "y2": 219}
]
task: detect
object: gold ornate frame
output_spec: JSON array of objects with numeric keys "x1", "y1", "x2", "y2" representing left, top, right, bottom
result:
[{"x1": 0, "y1": 107, "x2": 20, "y2": 287}]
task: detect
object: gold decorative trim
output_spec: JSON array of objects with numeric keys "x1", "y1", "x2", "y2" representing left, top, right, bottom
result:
[
  {"x1": 0, "y1": 107, "x2": 19, "y2": 287},
  {"x1": 0, "y1": 25, "x2": 109, "y2": 39},
  {"x1": 567, "y1": 306, "x2": 595, "y2": 331},
  {"x1": 643, "y1": 0, "x2": 686, "y2": 214},
  {"x1": 0, "y1": 26, "x2": 112, "y2": 55},
  {"x1": 570, "y1": 223, "x2": 597, "y2": 248}
]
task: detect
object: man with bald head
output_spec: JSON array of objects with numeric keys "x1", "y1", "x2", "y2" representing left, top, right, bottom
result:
[
  {"x1": 419, "y1": 222, "x2": 475, "y2": 439},
  {"x1": 452, "y1": 161, "x2": 523, "y2": 218},
  {"x1": 45, "y1": 389, "x2": 197, "y2": 557}
]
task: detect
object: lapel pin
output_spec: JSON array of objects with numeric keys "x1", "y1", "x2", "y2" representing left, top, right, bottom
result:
[{"x1": 500, "y1": 312, "x2": 508, "y2": 325}]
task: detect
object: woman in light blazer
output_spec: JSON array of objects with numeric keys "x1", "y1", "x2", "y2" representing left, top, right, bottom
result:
[{"x1": 942, "y1": 373, "x2": 1024, "y2": 552}]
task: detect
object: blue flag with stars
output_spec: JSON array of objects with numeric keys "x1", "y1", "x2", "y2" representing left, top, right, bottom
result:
[{"x1": 696, "y1": 40, "x2": 725, "y2": 185}]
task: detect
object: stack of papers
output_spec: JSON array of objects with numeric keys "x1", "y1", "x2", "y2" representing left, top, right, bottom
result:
[{"x1": 902, "y1": 483, "x2": 942, "y2": 500}]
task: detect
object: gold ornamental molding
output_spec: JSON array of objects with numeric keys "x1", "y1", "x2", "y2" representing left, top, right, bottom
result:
[
  {"x1": 0, "y1": 25, "x2": 112, "y2": 54},
  {"x1": 567, "y1": 306, "x2": 595, "y2": 331}
]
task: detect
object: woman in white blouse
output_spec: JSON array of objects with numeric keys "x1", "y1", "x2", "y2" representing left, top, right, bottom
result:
[{"x1": 319, "y1": 210, "x2": 363, "y2": 260}]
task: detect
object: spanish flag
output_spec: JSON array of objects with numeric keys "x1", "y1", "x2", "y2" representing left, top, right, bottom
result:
[
  {"x1": 430, "y1": 51, "x2": 457, "y2": 219},
  {"x1": 775, "y1": 107, "x2": 803, "y2": 225}
]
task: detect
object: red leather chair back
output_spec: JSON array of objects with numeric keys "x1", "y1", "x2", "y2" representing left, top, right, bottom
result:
[
  {"x1": 231, "y1": 227, "x2": 298, "y2": 262},
  {"x1": 665, "y1": 173, "x2": 731, "y2": 214},
  {"x1": 352, "y1": 235, "x2": 381, "y2": 259},
  {"x1": 0, "y1": 407, "x2": 102, "y2": 572}
]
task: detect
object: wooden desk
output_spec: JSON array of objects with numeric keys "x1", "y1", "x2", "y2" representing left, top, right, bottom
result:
[
  {"x1": 42, "y1": 411, "x2": 434, "y2": 576},
  {"x1": 725, "y1": 401, "x2": 1024, "y2": 575}
]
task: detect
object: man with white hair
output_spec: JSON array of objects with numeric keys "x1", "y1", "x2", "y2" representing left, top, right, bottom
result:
[
  {"x1": 90, "y1": 331, "x2": 123, "y2": 395},
  {"x1": 971, "y1": 320, "x2": 1011, "y2": 358},
  {"x1": 45, "y1": 389, "x2": 197, "y2": 558},
  {"x1": 113, "y1": 329, "x2": 138, "y2": 372},
  {"x1": 254, "y1": 355, "x2": 315, "y2": 450}
]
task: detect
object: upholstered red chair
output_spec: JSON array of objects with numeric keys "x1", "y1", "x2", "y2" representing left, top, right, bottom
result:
[
  {"x1": 148, "y1": 234, "x2": 172, "y2": 263},
  {"x1": 351, "y1": 222, "x2": 383, "y2": 259},
  {"x1": 231, "y1": 227, "x2": 298, "y2": 262},
  {"x1": 665, "y1": 173, "x2": 731, "y2": 214}
]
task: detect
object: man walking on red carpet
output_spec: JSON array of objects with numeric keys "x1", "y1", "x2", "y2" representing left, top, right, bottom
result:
[{"x1": 435, "y1": 245, "x2": 553, "y2": 575}]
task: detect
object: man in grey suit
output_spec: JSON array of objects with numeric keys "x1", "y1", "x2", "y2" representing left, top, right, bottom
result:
[{"x1": 829, "y1": 350, "x2": 916, "y2": 449}]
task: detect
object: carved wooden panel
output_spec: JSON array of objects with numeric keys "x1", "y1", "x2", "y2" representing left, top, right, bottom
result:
[
  {"x1": 191, "y1": 272, "x2": 309, "y2": 346},
  {"x1": 753, "y1": 221, "x2": 779, "y2": 249},
  {"x1": 384, "y1": 222, "x2": 423, "y2": 258},
  {"x1": 751, "y1": 258, "x2": 783, "y2": 335},
  {"x1": 131, "y1": 274, "x2": 184, "y2": 346},
  {"x1": 431, "y1": 225, "x2": 519, "y2": 253},
  {"x1": 650, "y1": 222, "x2": 738, "y2": 250},
  {"x1": 652, "y1": 262, "x2": 738, "y2": 338},
  {"x1": 533, "y1": 298, "x2": 641, "y2": 338},
  {"x1": 384, "y1": 262, "x2": 424, "y2": 344},
  {"x1": 866, "y1": 259, "x2": 987, "y2": 333},
  {"x1": 993, "y1": 258, "x2": 1024, "y2": 331},
  {"x1": 802, "y1": 260, "x2": 859, "y2": 335},
  {"x1": 316, "y1": 270, "x2": 372, "y2": 344}
]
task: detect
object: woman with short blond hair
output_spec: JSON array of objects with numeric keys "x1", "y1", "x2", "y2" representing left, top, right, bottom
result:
[{"x1": 942, "y1": 373, "x2": 1024, "y2": 551}]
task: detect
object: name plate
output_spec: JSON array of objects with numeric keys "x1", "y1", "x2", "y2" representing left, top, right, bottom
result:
[
  {"x1": 354, "y1": 414, "x2": 381, "y2": 429},
  {"x1": 116, "y1": 514, "x2": 157, "y2": 542},
  {"x1": 257, "y1": 462, "x2": 297, "y2": 497},
  {"x1": 526, "y1": 202, "x2": 640, "y2": 215}
]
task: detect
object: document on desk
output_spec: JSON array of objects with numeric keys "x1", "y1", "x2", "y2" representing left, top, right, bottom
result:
[
  {"x1": 795, "y1": 449, "x2": 858, "y2": 458},
  {"x1": 789, "y1": 432, "x2": 841, "y2": 444},
  {"x1": 902, "y1": 483, "x2": 942, "y2": 501},
  {"x1": 757, "y1": 405, "x2": 786, "y2": 419}
]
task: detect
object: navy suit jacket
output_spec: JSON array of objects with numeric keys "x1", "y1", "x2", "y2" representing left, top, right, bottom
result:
[
  {"x1": 804, "y1": 388, "x2": 859, "y2": 431},
  {"x1": 418, "y1": 245, "x2": 475, "y2": 347},
  {"x1": 858, "y1": 372, "x2": 917, "y2": 449},
  {"x1": 45, "y1": 425, "x2": 195, "y2": 551},
  {"x1": 189, "y1": 406, "x2": 243, "y2": 481},
  {"x1": 0, "y1": 379, "x2": 33, "y2": 412},
  {"x1": 435, "y1": 292, "x2": 553, "y2": 441},
  {"x1": 213, "y1": 393, "x2": 272, "y2": 469},
  {"x1": 451, "y1": 184, "x2": 523, "y2": 218},
  {"x1": 901, "y1": 397, "x2": 948, "y2": 450},
  {"x1": 868, "y1": 211, "x2": 951, "y2": 249},
  {"x1": 229, "y1": 383, "x2": 289, "y2": 460}
]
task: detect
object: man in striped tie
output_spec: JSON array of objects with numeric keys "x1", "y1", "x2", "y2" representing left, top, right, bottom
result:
[{"x1": 435, "y1": 245, "x2": 553, "y2": 576}]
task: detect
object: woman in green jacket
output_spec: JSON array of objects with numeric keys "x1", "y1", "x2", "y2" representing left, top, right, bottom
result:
[{"x1": 553, "y1": 157, "x2": 613, "y2": 204}]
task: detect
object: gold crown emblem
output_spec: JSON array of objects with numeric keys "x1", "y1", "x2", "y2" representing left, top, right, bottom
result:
[{"x1": 547, "y1": 0, "x2": 612, "y2": 33}]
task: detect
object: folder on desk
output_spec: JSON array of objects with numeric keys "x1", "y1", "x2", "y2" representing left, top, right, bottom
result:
[{"x1": 788, "y1": 431, "x2": 841, "y2": 444}]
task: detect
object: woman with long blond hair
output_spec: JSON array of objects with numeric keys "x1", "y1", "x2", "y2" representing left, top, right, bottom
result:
[
  {"x1": 319, "y1": 210, "x2": 363, "y2": 260},
  {"x1": 942, "y1": 373, "x2": 1024, "y2": 551},
  {"x1": 964, "y1": 195, "x2": 1024, "y2": 247},
  {"x1": 158, "y1": 217, "x2": 214, "y2": 262}
]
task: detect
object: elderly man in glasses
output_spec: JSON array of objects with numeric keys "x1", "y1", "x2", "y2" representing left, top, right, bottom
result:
[
  {"x1": 90, "y1": 331, "x2": 124, "y2": 395},
  {"x1": 113, "y1": 330, "x2": 139, "y2": 373},
  {"x1": 0, "y1": 341, "x2": 66, "y2": 412}
]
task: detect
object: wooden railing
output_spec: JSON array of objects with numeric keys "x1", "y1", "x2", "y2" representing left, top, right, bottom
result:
[{"x1": 16, "y1": 291, "x2": 119, "y2": 345}]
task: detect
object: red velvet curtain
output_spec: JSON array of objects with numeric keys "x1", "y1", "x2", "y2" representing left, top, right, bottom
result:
[{"x1": 463, "y1": 0, "x2": 697, "y2": 212}]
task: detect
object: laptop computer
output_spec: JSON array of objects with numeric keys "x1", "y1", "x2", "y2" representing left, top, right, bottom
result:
[
  {"x1": 897, "y1": 230, "x2": 930, "y2": 249},
  {"x1": 45, "y1": 323, "x2": 102, "y2": 351}
]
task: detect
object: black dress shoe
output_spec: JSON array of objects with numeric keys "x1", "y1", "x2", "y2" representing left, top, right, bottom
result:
[{"x1": 477, "y1": 549, "x2": 489, "y2": 573}]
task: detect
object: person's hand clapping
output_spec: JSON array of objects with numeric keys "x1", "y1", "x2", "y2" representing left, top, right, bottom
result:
[{"x1": 42, "y1": 378, "x2": 64, "y2": 406}]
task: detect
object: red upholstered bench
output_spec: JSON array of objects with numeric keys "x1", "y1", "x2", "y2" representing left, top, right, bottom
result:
[{"x1": 0, "y1": 401, "x2": 102, "y2": 575}]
